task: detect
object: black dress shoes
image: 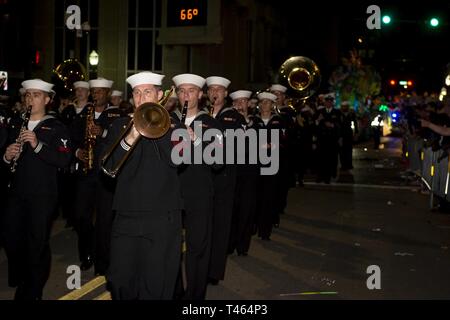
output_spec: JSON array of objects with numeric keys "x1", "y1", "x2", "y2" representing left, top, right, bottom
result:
[{"x1": 80, "y1": 256, "x2": 94, "y2": 271}]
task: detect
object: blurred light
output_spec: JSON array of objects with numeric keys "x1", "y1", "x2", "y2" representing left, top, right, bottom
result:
[
  {"x1": 392, "y1": 113, "x2": 398, "y2": 118},
  {"x1": 382, "y1": 15, "x2": 391, "y2": 24},
  {"x1": 390, "y1": 80, "x2": 396, "y2": 86},
  {"x1": 407, "y1": 80, "x2": 413, "y2": 86},
  {"x1": 445, "y1": 75, "x2": 450, "y2": 86},
  {"x1": 89, "y1": 50, "x2": 99, "y2": 66},
  {"x1": 403, "y1": 85, "x2": 408, "y2": 89},
  {"x1": 399, "y1": 80, "x2": 407, "y2": 85},
  {"x1": 430, "y1": 18, "x2": 439, "y2": 27},
  {"x1": 392, "y1": 119, "x2": 397, "y2": 123},
  {"x1": 364, "y1": 148, "x2": 368, "y2": 152},
  {"x1": 379, "y1": 104, "x2": 389, "y2": 112},
  {"x1": 35, "y1": 50, "x2": 40, "y2": 65},
  {"x1": 358, "y1": 38, "x2": 363, "y2": 43}
]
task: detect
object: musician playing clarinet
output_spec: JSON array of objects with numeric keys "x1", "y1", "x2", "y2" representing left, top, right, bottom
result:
[{"x1": 1, "y1": 79, "x2": 72, "y2": 300}]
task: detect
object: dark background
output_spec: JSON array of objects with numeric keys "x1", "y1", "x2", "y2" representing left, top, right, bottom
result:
[{"x1": 0, "y1": 0, "x2": 448, "y2": 94}]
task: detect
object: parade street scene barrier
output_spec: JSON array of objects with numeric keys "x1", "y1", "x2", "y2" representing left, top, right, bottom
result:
[{"x1": 406, "y1": 136, "x2": 450, "y2": 207}]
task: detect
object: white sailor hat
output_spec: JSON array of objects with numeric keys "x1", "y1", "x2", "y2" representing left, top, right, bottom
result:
[
  {"x1": 257, "y1": 92, "x2": 277, "y2": 102},
  {"x1": 317, "y1": 105, "x2": 325, "y2": 110},
  {"x1": 172, "y1": 73, "x2": 206, "y2": 89},
  {"x1": 21, "y1": 79, "x2": 54, "y2": 93},
  {"x1": 270, "y1": 84, "x2": 287, "y2": 93},
  {"x1": 301, "y1": 105, "x2": 313, "y2": 113},
  {"x1": 341, "y1": 100, "x2": 350, "y2": 106},
  {"x1": 111, "y1": 90, "x2": 123, "y2": 97},
  {"x1": 229, "y1": 90, "x2": 252, "y2": 101},
  {"x1": 89, "y1": 77, "x2": 114, "y2": 89},
  {"x1": 127, "y1": 71, "x2": 164, "y2": 88},
  {"x1": 206, "y1": 76, "x2": 231, "y2": 88},
  {"x1": 74, "y1": 81, "x2": 90, "y2": 89},
  {"x1": 324, "y1": 93, "x2": 335, "y2": 100}
]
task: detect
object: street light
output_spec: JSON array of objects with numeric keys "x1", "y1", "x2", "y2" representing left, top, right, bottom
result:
[
  {"x1": 89, "y1": 50, "x2": 99, "y2": 66},
  {"x1": 382, "y1": 15, "x2": 391, "y2": 25},
  {"x1": 429, "y1": 17, "x2": 439, "y2": 27}
]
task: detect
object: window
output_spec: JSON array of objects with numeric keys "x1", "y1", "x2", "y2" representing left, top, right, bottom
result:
[
  {"x1": 54, "y1": 0, "x2": 99, "y2": 76},
  {"x1": 127, "y1": 0, "x2": 163, "y2": 79}
]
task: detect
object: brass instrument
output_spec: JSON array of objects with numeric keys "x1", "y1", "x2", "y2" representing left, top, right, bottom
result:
[
  {"x1": 83, "y1": 102, "x2": 96, "y2": 174},
  {"x1": 277, "y1": 56, "x2": 321, "y2": 109},
  {"x1": 10, "y1": 106, "x2": 32, "y2": 173},
  {"x1": 53, "y1": 59, "x2": 87, "y2": 95},
  {"x1": 101, "y1": 102, "x2": 171, "y2": 178}
]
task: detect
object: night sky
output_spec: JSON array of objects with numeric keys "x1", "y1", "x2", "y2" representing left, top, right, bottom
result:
[{"x1": 281, "y1": 0, "x2": 449, "y2": 92}]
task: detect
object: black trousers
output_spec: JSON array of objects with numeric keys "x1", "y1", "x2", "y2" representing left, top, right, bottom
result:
[
  {"x1": 257, "y1": 174, "x2": 280, "y2": 239},
  {"x1": 183, "y1": 194, "x2": 213, "y2": 300},
  {"x1": 339, "y1": 138, "x2": 354, "y2": 170},
  {"x1": 1, "y1": 193, "x2": 56, "y2": 300},
  {"x1": 229, "y1": 174, "x2": 258, "y2": 254},
  {"x1": 317, "y1": 141, "x2": 339, "y2": 182},
  {"x1": 277, "y1": 155, "x2": 291, "y2": 218},
  {"x1": 107, "y1": 210, "x2": 181, "y2": 300},
  {"x1": 209, "y1": 167, "x2": 236, "y2": 281},
  {"x1": 74, "y1": 174, "x2": 114, "y2": 273},
  {"x1": 57, "y1": 170, "x2": 76, "y2": 225}
]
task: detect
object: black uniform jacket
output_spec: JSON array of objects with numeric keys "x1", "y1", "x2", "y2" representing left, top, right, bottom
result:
[
  {"x1": 4, "y1": 115, "x2": 72, "y2": 195},
  {"x1": 172, "y1": 111, "x2": 223, "y2": 197},
  {"x1": 59, "y1": 103, "x2": 82, "y2": 126},
  {"x1": 102, "y1": 116, "x2": 183, "y2": 212},
  {"x1": 214, "y1": 105, "x2": 246, "y2": 168},
  {"x1": 236, "y1": 114, "x2": 262, "y2": 176},
  {"x1": 0, "y1": 108, "x2": 8, "y2": 149},
  {"x1": 253, "y1": 112, "x2": 288, "y2": 148}
]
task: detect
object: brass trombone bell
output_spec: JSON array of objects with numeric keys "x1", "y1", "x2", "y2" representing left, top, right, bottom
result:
[
  {"x1": 134, "y1": 102, "x2": 171, "y2": 139},
  {"x1": 101, "y1": 102, "x2": 171, "y2": 178}
]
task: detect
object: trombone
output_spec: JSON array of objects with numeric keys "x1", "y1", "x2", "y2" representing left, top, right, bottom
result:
[{"x1": 101, "y1": 90, "x2": 173, "y2": 178}]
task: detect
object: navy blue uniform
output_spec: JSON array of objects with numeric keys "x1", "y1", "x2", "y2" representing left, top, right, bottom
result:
[
  {"x1": 173, "y1": 111, "x2": 222, "y2": 300},
  {"x1": 103, "y1": 116, "x2": 183, "y2": 299},
  {"x1": 209, "y1": 106, "x2": 246, "y2": 282},
  {"x1": 1, "y1": 115, "x2": 72, "y2": 300},
  {"x1": 70, "y1": 105, "x2": 124, "y2": 274}
]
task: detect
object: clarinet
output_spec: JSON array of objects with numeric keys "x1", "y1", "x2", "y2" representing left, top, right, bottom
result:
[
  {"x1": 10, "y1": 105, "x2": 32, "y2": 173},
  {"x1": 180, "y1": 100, "x2": 188, "y2": 124}
]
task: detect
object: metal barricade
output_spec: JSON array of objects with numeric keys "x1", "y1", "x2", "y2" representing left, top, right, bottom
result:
[{"x1": 406, "y1": 137, "x2": 450, "y2": 208}]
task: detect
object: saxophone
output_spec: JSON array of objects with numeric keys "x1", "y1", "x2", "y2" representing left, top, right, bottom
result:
[
  {"x1": 83, "y1": 102, "x2": 96, "y2": 174},
  {"x1": 10, "y1": 105, "x2": 32, "y2": 173}
]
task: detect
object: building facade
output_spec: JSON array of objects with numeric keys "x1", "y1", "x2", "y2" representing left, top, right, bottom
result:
[{"x1": 6, "y1": 0, "x2": 289, "y2": 97}]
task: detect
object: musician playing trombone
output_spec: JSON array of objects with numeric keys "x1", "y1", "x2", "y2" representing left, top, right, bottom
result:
[
  {"x1": 1, "y1": 79, "x2": 72, "y2": 300},
  {"x1": 102, "y1": 71, "x2": 183, "y2": 300}
]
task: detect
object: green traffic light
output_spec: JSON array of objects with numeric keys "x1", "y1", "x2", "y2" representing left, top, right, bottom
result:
[
  {"x1": 430, "y1": 18, "x2": 439, "y2": 27},
  {"x1": 379, "y1": 105, "x2": 389, "y2": 112},
  {"x1": 382, "y1": 15, "x2": 391, "y2": 24}
]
